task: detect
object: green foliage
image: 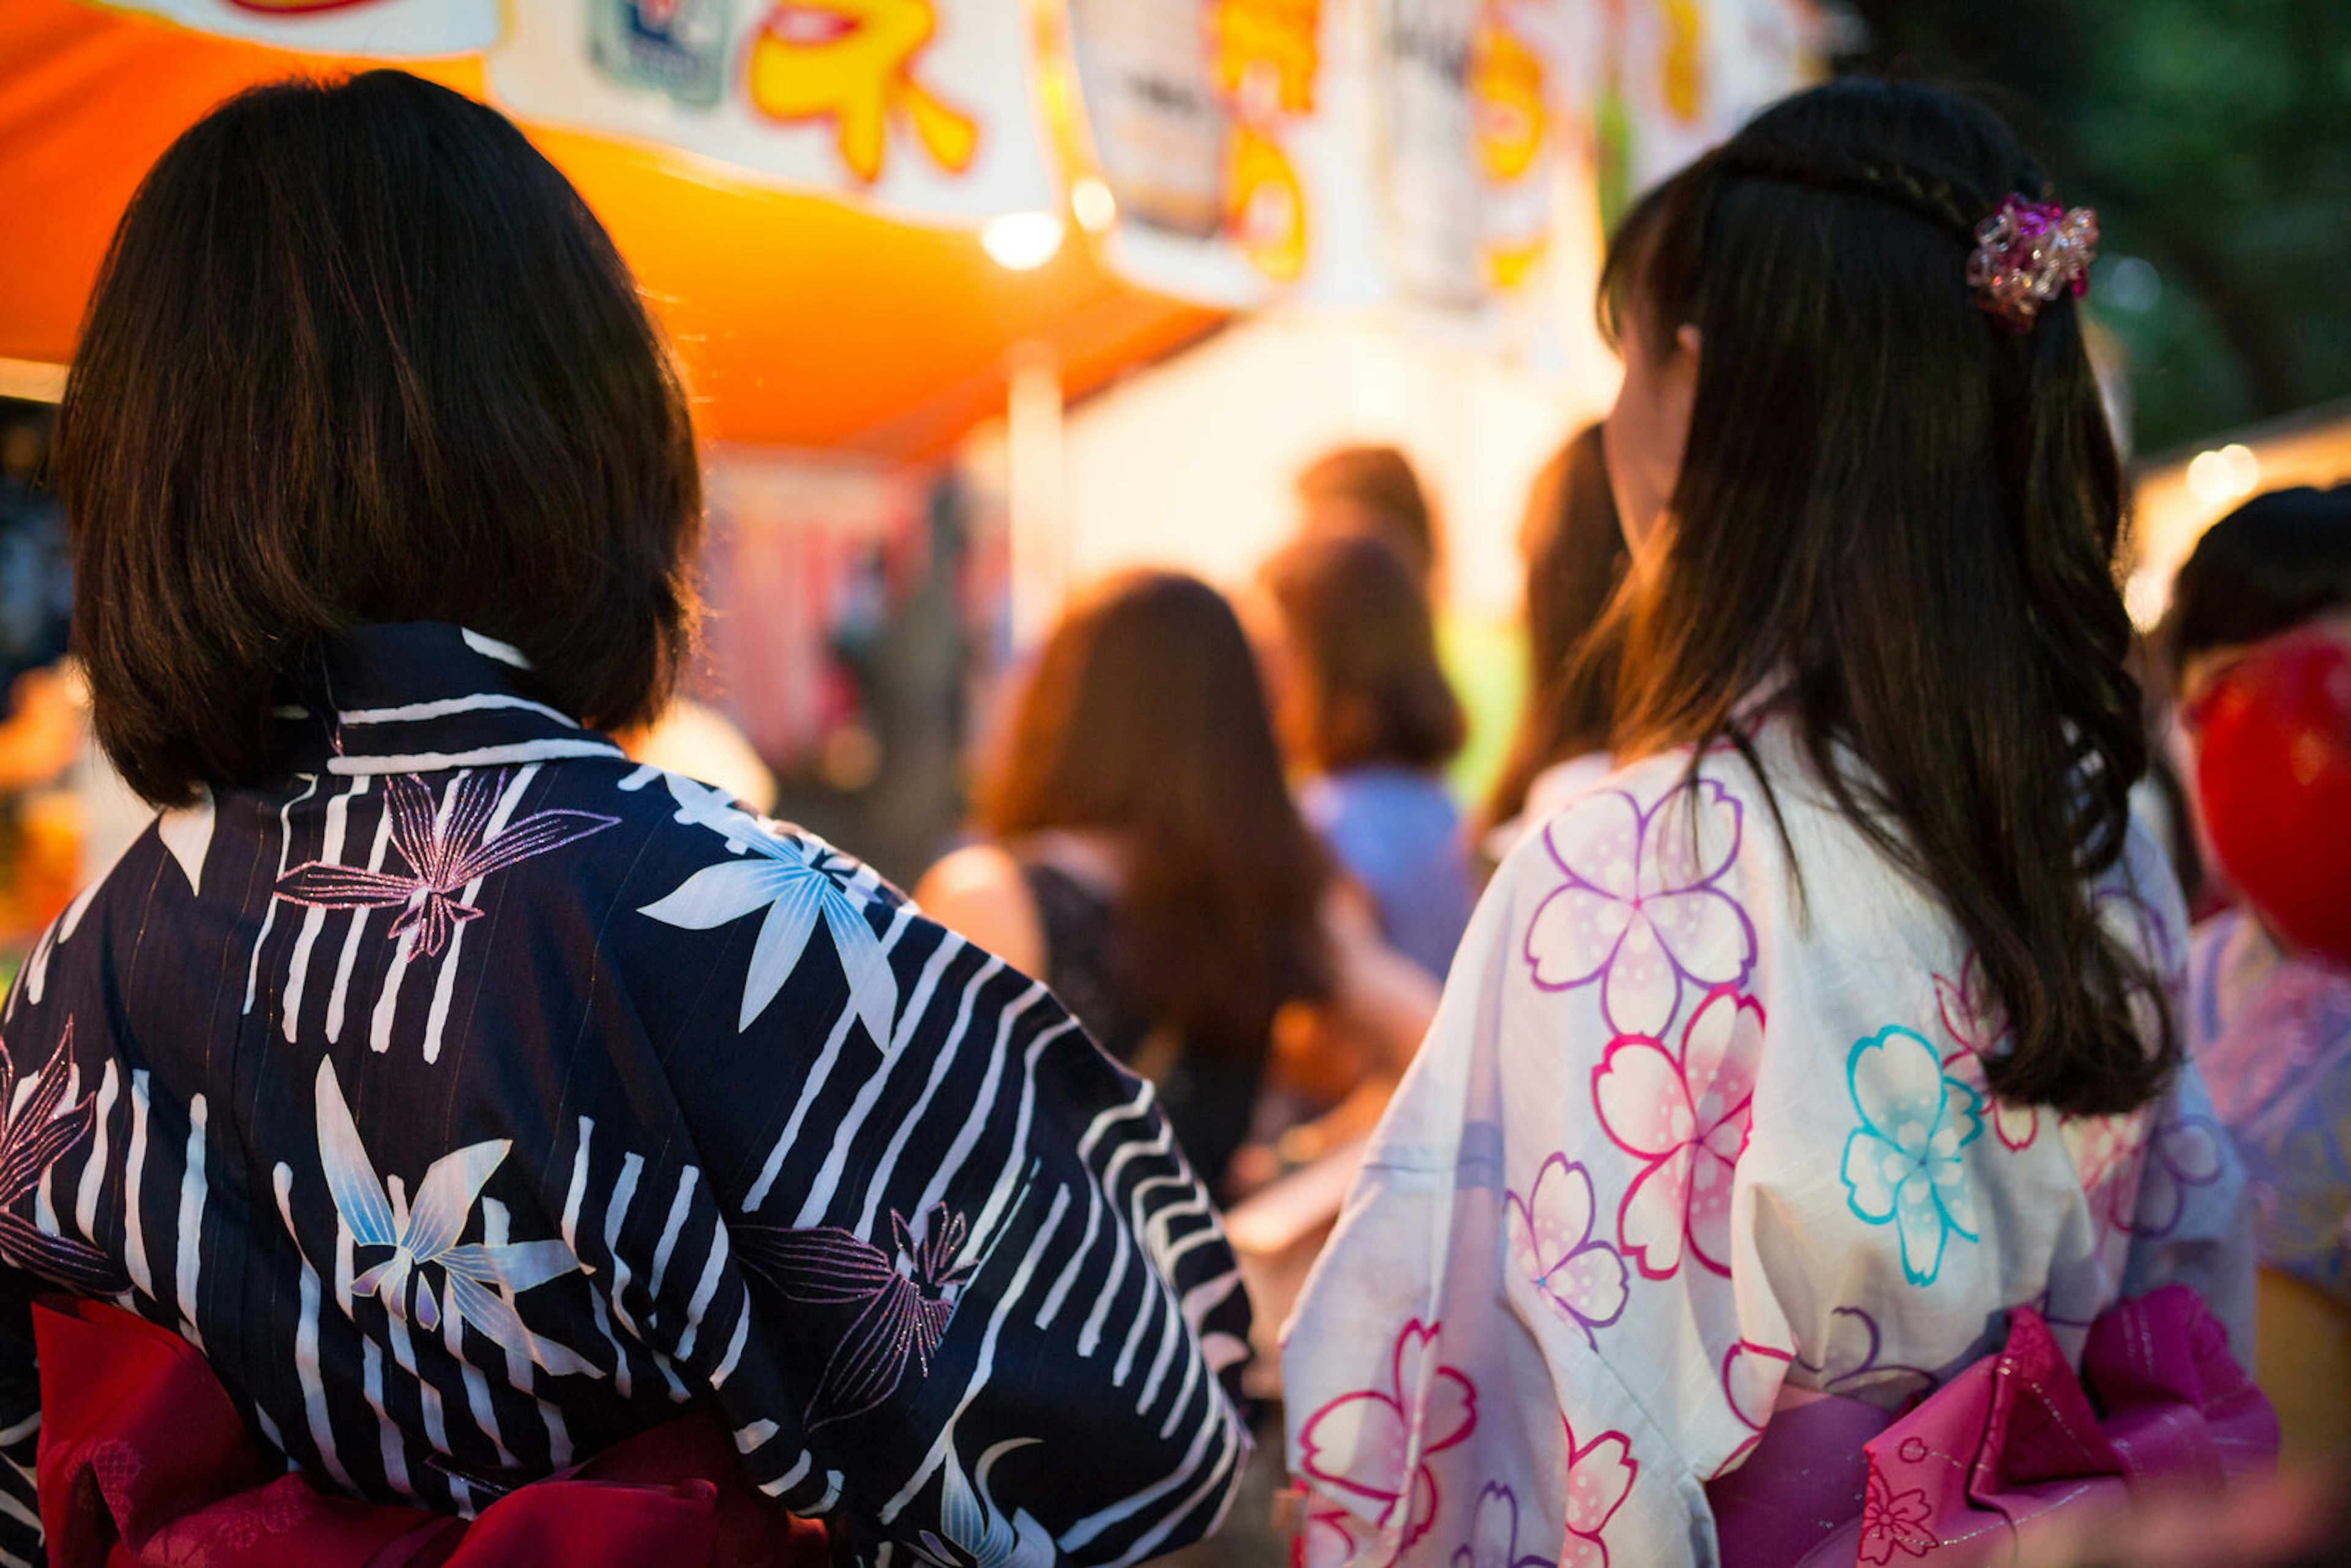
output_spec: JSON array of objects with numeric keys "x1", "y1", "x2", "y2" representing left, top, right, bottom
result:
[{"x1": 1841, "y1": 0, "x2": 2351, "y2": 451}]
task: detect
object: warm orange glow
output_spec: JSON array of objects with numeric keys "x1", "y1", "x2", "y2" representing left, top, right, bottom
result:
[
  {"x1": 0, "y1": 0, "x2": 1220, "y2": 458},
  {"x1": 1211, "y1": 0, "x2": 1320, "y2": 115}
]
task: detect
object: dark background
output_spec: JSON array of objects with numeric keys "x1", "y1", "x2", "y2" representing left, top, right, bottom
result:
[{"x1": 1840, "y1": 0, "x2": 2351, "y2": 457}]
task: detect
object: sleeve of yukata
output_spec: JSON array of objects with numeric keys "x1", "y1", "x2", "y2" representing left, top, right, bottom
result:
[
  {"x1": 1284, "y1": 774, "x2": 1793, "y2": 1568},
  {"x1": 2120, "y1": 1060, "x2": 2256, "y2": 1360},
  {"x1": 579, "y1": 861, "x2": 1256, "y2": 1567},
  {"x1": 2111, "y1": 828, "x2": 2256, "y2": 1359},
  {"x1": 0, "y1": 926, "x2": 133, "y2": 1568},
  {"x1": 0, "y1": 1271, "x2": 39, "y2": 1568}
]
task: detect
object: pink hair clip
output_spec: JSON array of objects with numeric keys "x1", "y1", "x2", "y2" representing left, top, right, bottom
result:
[{"x1": 1966, "y1": 195, "x2": 2099, "y2": 331}]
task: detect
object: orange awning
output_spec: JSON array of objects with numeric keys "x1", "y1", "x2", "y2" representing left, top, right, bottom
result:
[{"x1": 0, "y1": 0, "x2": 1221, "y2": 459}]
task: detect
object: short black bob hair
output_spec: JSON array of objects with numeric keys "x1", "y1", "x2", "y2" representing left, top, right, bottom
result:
[
  {"x1": 2159, "y1": 484, "x2": 2351, "y2": 684},
  {"x1": 56, "y1": 70, "x2": 702, "y2": 806}
]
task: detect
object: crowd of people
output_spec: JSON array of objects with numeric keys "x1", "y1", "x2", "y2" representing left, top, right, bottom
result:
[{"x1": 0, "y1": 61, "x2": 2345, "y2": 1568}]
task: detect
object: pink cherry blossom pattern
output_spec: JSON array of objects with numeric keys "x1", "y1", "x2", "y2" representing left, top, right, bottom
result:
[
  {"x1": 1559, "y1": 1415, "x2": 1637, "y2": 1568},
  {"x1": 1297, "y1": 1319, "x2": 1479, "y2": 1559},
  {"x1": 2129, "y1": 1114, "x2": 2228, "y2": 1237},
  {"x1": 1505, "y1": 1156, "x2": 1629, "y2": 1345},
  {"x1": 1523, "y1": 782, "x2": 1757, "y2": 1038},
  {"x1": 1858, "y1": 1471, "x2": 1937, "y2": 1563},
  {"x1": 1933, "y1": 952, "x2": 2038, "y2": 1150},
  {"x1": 1591, "y1": 988, "x2": 1763, "y2": 1279},
  {"x1": 1303, "y1": 1505, "x2": 1367, "y2": 1568},
  {"x1": 2061, "y1": 1107, "x2": 2151, "y2": 1234},
  {"x1": 1450, "y1": 1485, "x2": 1555, "y2": 1568},
  {"x1": 1794, "y1": 1307, "x2": 1937, "y2": 1406},
  {"x1": 1714, "y1": 1340, "x2": 1793, "y2": 1476}
]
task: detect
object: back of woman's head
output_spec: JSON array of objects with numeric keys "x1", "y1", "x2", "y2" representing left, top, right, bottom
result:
[
  {"x1": 2161, "y1": 485, "x2": 2351, "y2": 686},
  {"x1": 1599, "y1": 77, "x2": 2170, "y2": 1116},
  {"x1": 1262, "y1": 532, "x2": 1464, "y2": 775},
  {"x1": 980, "y1": 571, "x2": 1331, "y2": 1055},
  {"x1": 1484, "y1": 424, "x2": 1627, "y2": 831},
  {"x1": 57, "y1": 70, "x2": 700, "y2": 806},
  {"x1": 1295, "y1": 445, "x2": 1441, "y2": 590}
]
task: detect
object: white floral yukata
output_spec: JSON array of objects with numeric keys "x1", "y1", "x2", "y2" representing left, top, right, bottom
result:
[
  {"x1": 1282, "y1": 723, "x2": 2252, "y2": 1568},
  {"x1": 0, "y1": 623, "x2": 1251, "y2": 1568}
]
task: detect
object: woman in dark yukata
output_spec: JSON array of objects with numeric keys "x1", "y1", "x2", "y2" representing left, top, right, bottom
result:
[{"x1": 1, "y1": 69, "x2": 1252, "y2": 1568}]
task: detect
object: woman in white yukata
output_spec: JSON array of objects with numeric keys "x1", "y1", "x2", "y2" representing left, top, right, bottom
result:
[{"x1": 1283, "y1": 80, "x2": 2267, "y2": 1568}]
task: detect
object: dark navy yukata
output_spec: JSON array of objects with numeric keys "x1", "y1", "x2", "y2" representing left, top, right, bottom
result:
[{"x1": 0, "y1": 623, "x2": 1253, "y2": 1566}]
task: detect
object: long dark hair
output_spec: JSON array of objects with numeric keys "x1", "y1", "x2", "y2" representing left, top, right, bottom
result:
[
  {"x1": 980, "y1": 571, "x2": 1333, "y2": 1059},
  {"x1": 1588, "y1": 78, "x2": 2172, "y2": 1117},
  {"x1": 1262, "y1": 532, "x2": 1464, "y2": 775},
  {"x1": 1483, "y1": 424, "x2": 1627, "y2": 832},
  {"x1": 56, "y1": 70, "x2": 700, "y2": 806}
]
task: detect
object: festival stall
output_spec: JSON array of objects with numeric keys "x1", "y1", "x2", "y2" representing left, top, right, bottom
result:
[
  {"x1": 0, "y1": 0, "x2": 1831, "y2": 911},
  {"x1": 1, "y1": 0, "x2": 1832, "y2": 449}
]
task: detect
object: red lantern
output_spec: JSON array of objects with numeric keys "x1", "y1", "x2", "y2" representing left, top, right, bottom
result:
[{"x1": 2195, "y1": 632, "x2": 2351, "y2": 966}]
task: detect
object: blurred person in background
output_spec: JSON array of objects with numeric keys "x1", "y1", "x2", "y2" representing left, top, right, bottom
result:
[
  {"x1": 1284, "y1": 79, "x2": 2265, "y2": 1567},
  {"x1": 918, "y1": 570, "x2": 1438, "y2": 1201},
  {"x1": 1479, "y1": 422, "x2": 1629, "y2": 858},
  {"x1": 1289, "y1": 443, "x2": 1526, "y2": 836},
  {"x1": 0, "y1": 416, "x2": 69, "y2": 700},
  {"x1": 0, "y1": 407, "x2": 80, "y2": 978},
  {"x1": 1261, "y1": 533, "x2": 1474, "y2": 981},
  {"x1": 617, "y1": 691, "x2": 779, "y2": 817},
  {"x1": 1294, "y1": 445, "x2": 1441, "y2": 598},
  {"x1": 12, "y1": 70, "x2": 1254, "y2": 1567},
  {"x1": 2161, "y1": 484, "x2": 2351, "y2": 1461}
]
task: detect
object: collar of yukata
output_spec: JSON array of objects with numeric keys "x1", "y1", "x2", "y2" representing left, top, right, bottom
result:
[{"x1": 276, "y1": 622, "x2": 628, "y2": 779}]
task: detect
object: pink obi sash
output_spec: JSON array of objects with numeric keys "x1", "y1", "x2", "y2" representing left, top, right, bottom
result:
[
  {"x1": 32, "y1": 1297, "x2": 833, "y2": 1568},
  {"x1": 1704, "y1": 1286, "x2": 2278, "y2": 1566}
]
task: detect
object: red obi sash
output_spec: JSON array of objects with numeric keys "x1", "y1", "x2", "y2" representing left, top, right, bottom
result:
[
  {"x1": 33, "y1": 1297, "x2": 832, "y2": 1568},
  {"x1": 1706, "y1": 1285, "x2": 2279, "y2": 1566}
]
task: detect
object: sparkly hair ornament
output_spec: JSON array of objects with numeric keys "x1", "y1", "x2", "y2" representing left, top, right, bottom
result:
[{"x1": 1967, "y1": 195, "x2": 2098, "y2": 331}]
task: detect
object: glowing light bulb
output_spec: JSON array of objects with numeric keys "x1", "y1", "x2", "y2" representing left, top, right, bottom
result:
[
  {"x1": 1071, "y1": 176, "x2": 1117, "y2": 233},
  {"x1": 981, "y1": 211, "x2": 1065, "y2": 271},
  {"x1": 2186, "y1": 443, "x2": 2261, "y2": 508}
]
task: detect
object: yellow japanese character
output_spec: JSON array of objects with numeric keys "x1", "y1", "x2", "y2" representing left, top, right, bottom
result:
[
  {"x1": 1226, "y1": 121, "x2": 1307, "y2": 282},
  {"x1": 1660, "y1": 0, "x2": 1705, "y2": 125},
  {"x1": 747, "y1": 0, "x2": 980, "y2": 183},
  {"x1": 1471, "y1": 4, "x2": 1546, "y2": 184},
  {"x1": 1211, "y1": 0, "x2": 1321, "y2": 116},
  {"x1": 1485, "y1": 235, "x2": 1547, "y2": 290}
]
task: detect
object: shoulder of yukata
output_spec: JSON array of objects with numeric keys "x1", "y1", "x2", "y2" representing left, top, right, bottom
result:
[
  {"x1": 1495, "y1": 743, "x2": 1733, "y2": 904},
  {"x1": 614, "y1": 763, "x2": 907, "y2": 903},
  {"x1": 621, "y1": 763, "x2": 917, "y2": 1043},
  {"x1": 1513, "y1": 743, "x2": 1772, "y2": 1045},
  {"x1": 2088, "y1": 820, "x2": 2191, "y2": 1019}
]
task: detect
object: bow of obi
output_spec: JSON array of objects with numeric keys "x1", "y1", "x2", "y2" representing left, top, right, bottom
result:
[
  {"x1": 1707, "y1": 1285, "x2": 2281, "y2": 1567},
  {"x1": 30, "y1": 1296, "x2": 833, "y2": 1568}
]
